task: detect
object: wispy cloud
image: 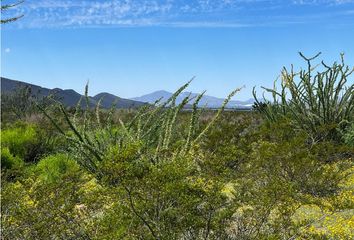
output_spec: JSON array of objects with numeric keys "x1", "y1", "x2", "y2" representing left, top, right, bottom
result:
[
  {"x1": 4, "y1": 0, "x2": 354, "y2": 28},
  {"x1": 293, "y1": 0, "x2": 354, "y2": 5}
]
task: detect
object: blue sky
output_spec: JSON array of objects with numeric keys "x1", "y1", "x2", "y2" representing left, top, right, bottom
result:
[{"x1": 1, "y1": 0, "x2": 354, "y2": 100}]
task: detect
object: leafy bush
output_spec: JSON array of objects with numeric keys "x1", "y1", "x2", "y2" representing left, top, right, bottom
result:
[
  {"x1": 292, "y1": 164, "x2": 354, "y2": 239},
  {"x1": 343, "y1": 123, "x2": 354, "y2": 147},
  {"x1": 253, "y1": 53, "x2": 354, "y2": 142},
  {"x1": 213, "y1": 118, "x2": 354, "y2": 239},
  {"x1": 1, "y1": 147, "x2": 24, "y2": 170},
  {"x1": 1, "y1": 166, "x2": 100, "y2": 239},
  {"x1": 1, "y1": 122, "x2": 57, "y2": 163},
  {"x1": 36, "y1": 153, "x2": 80, "y2": 183},
  {"x1": 1, "y1": 123, "x2": 39, "y2": 161}
]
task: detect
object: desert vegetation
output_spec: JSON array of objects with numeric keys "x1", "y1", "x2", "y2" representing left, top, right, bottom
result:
[{"x1": 1, "y1": 54, "x2": 354, "y2": 239}]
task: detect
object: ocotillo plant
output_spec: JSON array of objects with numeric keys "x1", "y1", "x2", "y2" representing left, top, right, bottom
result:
[
  {"x1": 40, "y1": 81, "x2": 241, "y2": 175},
  {"x1": 253, "y1": 53, "x2": 354, "y2": 142},
  {"x1": 1, "y1": 0, "x2": 24, "y2": 24}
]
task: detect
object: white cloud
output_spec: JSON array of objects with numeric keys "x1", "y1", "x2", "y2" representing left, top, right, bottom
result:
[
  {"x1": 3, "y1": 0, "x2": 354, "y2": 28},
  {"x1": 4, "y1": 48, "x2": 11, "y2": 53},
  {"x1": 293, "y1": 0, "x2": 354, "y2": 5}
]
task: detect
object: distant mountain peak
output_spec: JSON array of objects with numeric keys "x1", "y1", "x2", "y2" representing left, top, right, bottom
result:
[
  {"x1": 153, "y1": 90, "x2": 172, "y2": 94},
  {"x1": 1, "y1": 77, "x2": 146, "y2": 109},
  {"x1": 94, "y1": 92, "x2": 119, "y2": 98},
  {"x1": 131, "y1": 90, "x2": 254, "y2": 109}
]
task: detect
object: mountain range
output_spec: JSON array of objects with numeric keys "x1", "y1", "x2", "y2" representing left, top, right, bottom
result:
[
  {"x1": 1, "y1": 77, "x2": 254, "y2": 109},
  {"x1": 131, "y1": 90, "x2": 254, "y2": 109},
  {"x1": 1, "y1": 77, "x2": 146, "y2": 109}
]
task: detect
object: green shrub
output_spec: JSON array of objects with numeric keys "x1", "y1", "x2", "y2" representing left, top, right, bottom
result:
[
  {"x1": 36, "y1": 153, "x2": 80, "y2": 183},
  {"x1": 343, "y1": 123, "x2": 354, "y2": 147},
  {"x1": 1, "y1": 123, "x2": 39, "y2": 161},
  {"x1": 1, "y1": 146, "x2": 24, "y2": 170},
  {"x1": 1, "y1": 161, "x2": 99, "y2": 240},
  {"x1": 1, "y1": 122, "x2": 55, "y2": 162}
]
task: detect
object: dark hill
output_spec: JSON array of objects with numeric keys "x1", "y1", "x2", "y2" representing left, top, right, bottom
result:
[
  {"x1": 92, "y1": 92, "x2": 146, "y2": 109},
  {"x1": 1, "y1": 77, "x2": 146, "y2": 109}
]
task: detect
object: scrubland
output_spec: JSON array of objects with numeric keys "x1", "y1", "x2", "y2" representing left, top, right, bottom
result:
[{"x1": 1, "y1": 54, "x2": 353, "y2": 239}]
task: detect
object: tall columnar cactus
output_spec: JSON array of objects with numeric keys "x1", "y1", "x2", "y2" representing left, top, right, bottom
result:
[{"x1": 253, "y1": 53, "x2": 354, "y2": 141}]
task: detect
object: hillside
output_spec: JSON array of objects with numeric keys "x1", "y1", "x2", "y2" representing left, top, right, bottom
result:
[{"x1": 1, "y1": 77, "x2": 146, "y2": 109}]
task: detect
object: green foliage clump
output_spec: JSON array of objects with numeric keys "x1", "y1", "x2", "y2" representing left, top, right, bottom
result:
[
  {"x1": 36, "y1": 153, "x2": 80, "y2": 183},
  {"x1": 1, "y1": 146, "x2": 23, "y2": 170},
  {"x1": 252, "y1": 120, "x2": 351, "y2": 197},
  {"x1": 1, "y1": 123, "x2": 47, "y2": 162},
  {"x1": 343, "y1": 123, "x2": 354, "y2": 147},
  {"x1": 210, "y1": 118, "x2": 354, "y2": 239},
  {"x1": 292, "y1": 164, "x2": 354, "y2": 239},
  {"x1": 1, "y1": 152, "x2": 105, "y2": 239}
]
